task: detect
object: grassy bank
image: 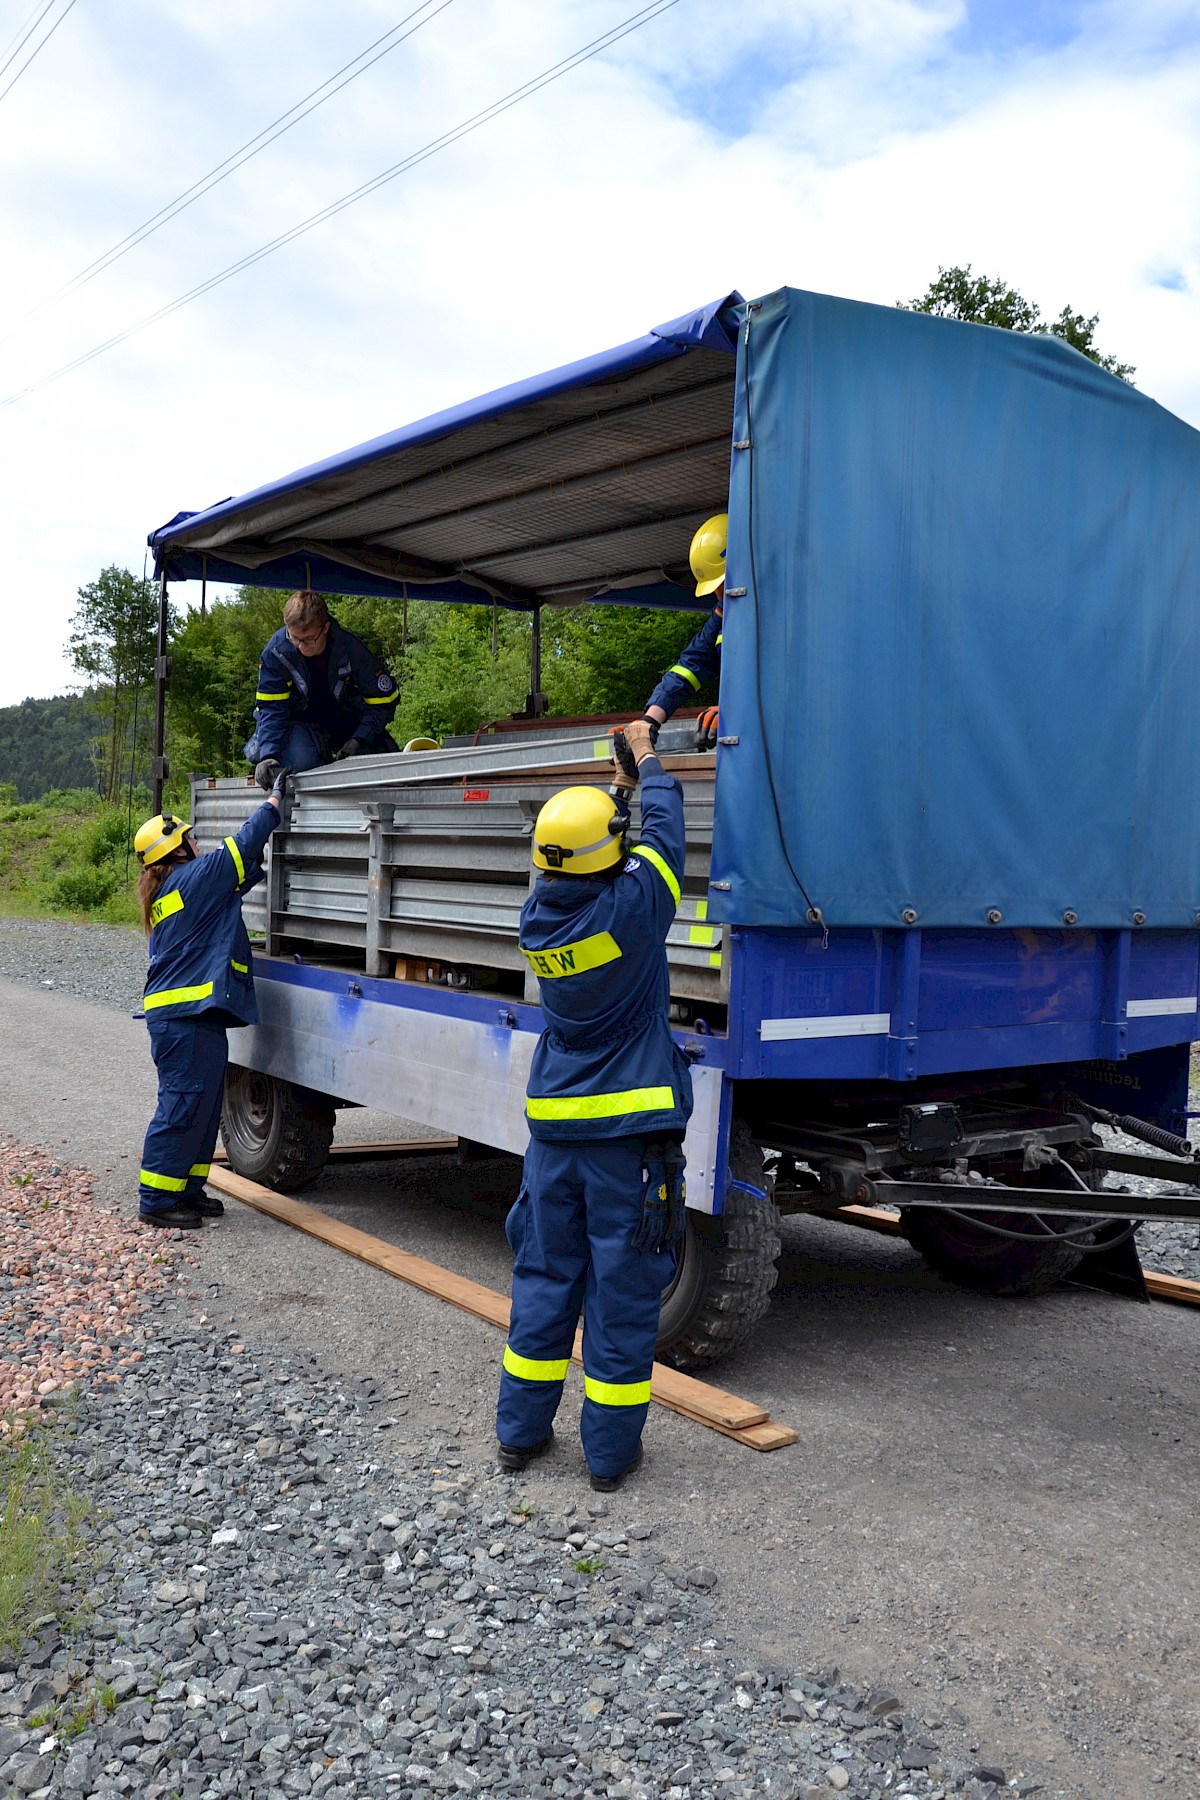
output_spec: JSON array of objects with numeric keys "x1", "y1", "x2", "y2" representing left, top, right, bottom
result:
[
  {"x1": 0, "y1": 1419, "x2": 89, "y2": 1658},
  {"x1": 0, "y1": 786, "x2": 143, "y2": 926}
]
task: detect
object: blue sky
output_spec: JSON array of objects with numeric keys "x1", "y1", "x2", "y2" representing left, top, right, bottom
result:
[{"x1": 0, "y1": 0, "x2": 1197, "y2": 705}]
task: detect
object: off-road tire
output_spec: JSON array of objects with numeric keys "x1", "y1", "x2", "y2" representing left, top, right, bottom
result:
[
  {"x1": 900, "y1": 1162, "x2": 1103, "y2": 1297},
  {"x1": 656, "y1": 1121, "x2": 781, "y2": 1370},
  {"x1": 221, "y1": 1066, "x2": 335, "y2": 1193}
]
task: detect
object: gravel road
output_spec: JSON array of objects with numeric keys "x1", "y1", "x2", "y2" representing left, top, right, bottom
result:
[{"x1": 3, "y1": 918, "x2": 1200, "y2": 1799}]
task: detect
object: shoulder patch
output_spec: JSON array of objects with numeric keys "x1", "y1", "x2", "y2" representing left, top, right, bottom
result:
[
  {"x1": 376, "y1": 672, "x2": 396, "y2": 694},
  {"x1": 623, "y1": 857, "x2": 640, "y2": 872}
]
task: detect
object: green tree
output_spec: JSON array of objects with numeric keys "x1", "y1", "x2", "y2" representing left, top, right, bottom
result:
[
  {"x1": 66, "y1": 568, "x2": 167, "y2": 801},
  {"x1": 901, "y1": 265, "x2": 1135, "y2": 382}
]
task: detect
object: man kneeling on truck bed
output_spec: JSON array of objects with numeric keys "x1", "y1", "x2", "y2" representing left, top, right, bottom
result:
[
  {"x1": 496, "y1": 719, "x2": 692, "y2": 1492},
  {"x1": 245, "y1": 589, "x2": 400, "y2": 789}
]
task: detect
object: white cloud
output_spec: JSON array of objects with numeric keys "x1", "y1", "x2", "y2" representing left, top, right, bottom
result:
[{"x1": 0, "y1": 0, "x2": 1197, "y2": 705}]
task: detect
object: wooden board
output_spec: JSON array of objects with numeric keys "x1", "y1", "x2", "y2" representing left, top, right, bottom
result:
[
  {"x1": 830, "y1": 1204, "x2": 904, "y2": 1235},
  {"x1": 205, "y1": 1165, "x2": 793, "y2": 1446},
  {"x1": 1143, "y1": 1269, "x2": 1200, "y2": 1308},
  {"x1": 212, "y1": 1139, "x2": 458, "y2": 1167}
]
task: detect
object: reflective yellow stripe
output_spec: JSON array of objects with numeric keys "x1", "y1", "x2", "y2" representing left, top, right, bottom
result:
[
  {"x1": 144, "y1": 981, "x2": 215, "y2": 1011},
  {"x1": 224, "y1": 836, "x2": 245, "y2": 883},
  {"x1": 149, "y1": 890, "x2": 184, "y2": 929},
  {"x1": 503, "y1": 1344, "x2": 569, "y2": 1384},
  {"x1": 669, "y1": 663, "x2": 702, "y2": 691},
  {"x1": 521, "y1": 932, "x2": 622, "y2": 980},
  {"x1": 255, "y1": 689, "x2": 291, "y2": 701},
  {"x1": 231, "y1": 960, "x2": 248, "y2": 974},
  {"x1": 629, "y1": 843, "x2": 681, "y2": 908},
  {"x1": 694, "y1": 899, "x2": 708, "y2": 920},
  {"x1": 363, "y1": 694, "x2": 395, "y2": 704},
  {"x1": 688, "y1": 924, "x2": 716, "y2": 946},
  {"x1": 715, "y1": 633, "x2": 723, "y2": 646},
  {"x1": 526, "y1": 1086, "x2": 674, "y2": 1122},
  {"x1": 583, "y1": 1374, "x2": 652, "y2": 1407},
  {"x1": 189, "y1": 1163, "x2": 210, "y2": 1178},
  {"x1": 592, "y1": 738, "x2": 611, "y2": 759},
  {"x1": 140, "y1": 1168, "x2": 188, "y2": 1192},
  {"x1": 709, "y1": 950, "x2": 723, "y2": 968}
]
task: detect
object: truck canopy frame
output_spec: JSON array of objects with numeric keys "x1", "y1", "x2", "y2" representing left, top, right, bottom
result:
[{"x1": 149, "y1": 292, "x2": 743, "y2": 613}]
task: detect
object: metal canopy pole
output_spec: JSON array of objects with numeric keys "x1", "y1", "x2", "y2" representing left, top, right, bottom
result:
[
  {"x1": 527, "y1": 603, "x2": 547, "y2": 717},
  {"x1": 151, "y1": 573, "x2": 170, "y2": 814}
]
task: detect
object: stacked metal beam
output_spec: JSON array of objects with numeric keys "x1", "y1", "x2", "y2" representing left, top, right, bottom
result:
[{"x1": 190, "y1": 720, "x2": 722, "y2": 1003}]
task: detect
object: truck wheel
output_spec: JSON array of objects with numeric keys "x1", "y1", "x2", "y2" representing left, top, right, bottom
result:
[
  {"x1": 221, "y1": 1066, "x2": 335, "y2": 1193},
  {"x1": 656, "y1": 1122, "x2": 781, "y2": 1370},
  {"x1": 900, "y1": 1165, "x2": 1102, "y2": 1297}
]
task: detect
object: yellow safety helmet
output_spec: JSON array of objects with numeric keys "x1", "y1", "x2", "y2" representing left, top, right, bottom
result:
[
  {"x1": 689, "y1": 512, "x2": 728, "y2": 597},
  {"x1": 402, "y1": 737, "x2": 441, "y2": 752},
  {"x1": 532, "y1": 786, "x2": 627, "y2": 876},
  {"x1": 134, "y1": 813, "x2": 191, "y2": 866}
]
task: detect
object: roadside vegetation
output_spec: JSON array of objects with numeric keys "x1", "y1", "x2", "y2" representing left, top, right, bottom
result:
[
  {"x1": 0, "y1": 784, "x2": 147, "y2": 925},
  {"x1": 0, "y1": 1419, "x2": 90, "y2": 1661}
]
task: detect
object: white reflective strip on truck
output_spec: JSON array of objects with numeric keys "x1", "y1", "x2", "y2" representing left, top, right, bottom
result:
[
  {"x1": 759, "y1": 1013, "x2": 891, "y2": 1041},
  {"x1": 1126, "y1": 996, "x2": 1198, "y2": 1018}
]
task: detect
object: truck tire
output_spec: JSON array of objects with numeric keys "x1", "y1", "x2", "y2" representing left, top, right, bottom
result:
[
  {"x1": 900, "y1": 1164, "x2": 1102, "y2": 1297},
  {"x1": 655, "y1": 1122, "x2": 781, "y2": 1370},
  {"x1": 221, "y1": 1066, "x2": 335, "y2": 1193}
]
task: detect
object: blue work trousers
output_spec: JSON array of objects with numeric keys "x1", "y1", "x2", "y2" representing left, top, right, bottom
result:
[
  {"x1": 496, "y1": 1136, "x2": 678, "y2": 1479},
  {"x1": 139, "y1": 1018, "x2": 228, "y2": 1214}
]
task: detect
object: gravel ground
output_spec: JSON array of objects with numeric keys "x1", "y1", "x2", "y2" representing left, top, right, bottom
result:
[
  {"x1": 1, "y1": 1142, "x2": 1022, "y2": 1800},
  {"x1": 5, "y1": 919, "x2": 1200, "y2": 1799},
  {"x1": 2, "y1": 916, "x2": 1197, "y2": 1283}
]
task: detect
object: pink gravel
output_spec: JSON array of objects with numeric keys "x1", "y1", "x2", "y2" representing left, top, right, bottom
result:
[{"x1": 0, "y1": 1131, "x2": 194, "y2": 1431}]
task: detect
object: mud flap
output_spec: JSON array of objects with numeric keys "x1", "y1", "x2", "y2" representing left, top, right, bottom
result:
[{"x1": 1068, "y1": 1225, "x2": 1150, "y2": 1301}]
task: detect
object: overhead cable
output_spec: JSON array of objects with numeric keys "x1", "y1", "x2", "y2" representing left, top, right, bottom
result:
[
  {"x1": 0, "y1": 0, "x2": 680, "y2": 410},
  {"x1": 0, "y1": 0, "x2": 77, "y2": 107},
  {"x1": 1, "y1": 0, "x2": 453, "y2": 341}
]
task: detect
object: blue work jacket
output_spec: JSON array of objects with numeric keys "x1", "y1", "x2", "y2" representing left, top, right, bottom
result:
[
  {"x1": 644, "y1": 601, "x2": 722, "y2": 718},
  {"x1": 253, "y1": 621, "x2": 399, "y2": 761},
  {"x1": 143, "y1": 801, "x2": 279, "y2": 1026},
  {"x1": 520, "y1": 760, "x2": 693, "y2": 1143}
]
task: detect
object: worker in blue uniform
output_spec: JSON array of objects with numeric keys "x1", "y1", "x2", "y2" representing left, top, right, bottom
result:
[
  {"x1": 643, "y1": 512, "x2": 726, "y2": 750},
  {"x1": 132, "y1": 766, "x2": 288, "y2": 1228},
  {"x1": 496, "y1": 717, "x2": 692, "y2": 1491},
  {"x1": 245, "y1": 590, "x2": 400, "y2": 788}
]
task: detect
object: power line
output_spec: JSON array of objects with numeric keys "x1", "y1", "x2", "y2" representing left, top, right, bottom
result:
[
  {"x1": 0, "y1": 0, "x2": 59, "y2": 80},
  {"x1": 1, "y1": 0, "x2": 453, "y2": 342},
  {"x1": 0, "y1": 0, "x2": 680, "y2": 410},
  {"x1": 0, "y1": 0, "x2": 76, "y2": 106}
]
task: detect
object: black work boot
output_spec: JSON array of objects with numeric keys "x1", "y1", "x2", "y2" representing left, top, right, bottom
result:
[
  {"x1": 496, "y1": 1430, "x2": 554, "y2": 1474},
  {"x1": 193, "y1": 1193, "x2": 225, "y2": 1218},
  {"x1": 589, "y1": 1444, "x2": 643, "y2": 1493},
  {"x1": 140, "y1": 1203, "x2": 203, "y2": 1230}
]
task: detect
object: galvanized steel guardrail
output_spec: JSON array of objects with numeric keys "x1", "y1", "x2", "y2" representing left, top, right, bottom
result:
[{"x1": 190, "y1": 719, "x2": 722, "y2": 1003}]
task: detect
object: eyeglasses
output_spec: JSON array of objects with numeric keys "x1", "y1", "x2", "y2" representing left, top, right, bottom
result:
[{"x1": 287, "y1": 626, "x2": 328, "y2": 649}]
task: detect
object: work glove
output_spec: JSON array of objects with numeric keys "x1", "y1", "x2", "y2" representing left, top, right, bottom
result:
[
  {"x1": 269, "y1": 764, "x2": 292, "y2": 803},
  {"x1": 254, "y1": 757, "x2": 282, "y2": 793},
  {"x1": 631, "y1": 1140, "x2": 687, "y2": 1255},
  {"x1": 624, "y1": 718, "x2": 658, "y2": 765},
  {"x1": 695, "y1": 705, "x2": 720, "y2": 752},
  {"x1": 334, "y1": 736, "x2": 365, "y2": 760},
  {"x1": 639, "y1": 714, "x2": 661, "y2": 748},
  {"x1": 610, "y1": 729, "x2": 639, "y2": 793}
]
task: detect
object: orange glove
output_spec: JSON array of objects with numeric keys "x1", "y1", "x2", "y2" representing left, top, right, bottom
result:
[{"x1": 695, "y1": 705, "x2": 719, "y2": 752}]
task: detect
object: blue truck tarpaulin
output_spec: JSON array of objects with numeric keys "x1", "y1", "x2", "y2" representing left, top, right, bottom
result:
[{"x1": 711, "y1": 286, "x2": 1200, "y2": 932}]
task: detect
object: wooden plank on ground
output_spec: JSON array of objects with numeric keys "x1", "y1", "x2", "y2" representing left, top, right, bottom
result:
[
  {"x1": 213, "y1": 1139, "x2": 458, "y2": 1167},
  {"x1": 205, "y1": 1164, "x2": 791, "y2": 1446},
  {"x1": 831, "y1": 1204, "x2": 904, "y2": 1235},
  {"x1": 1143, "y1": 1269, "x2": 1200, "y2": 1307}
]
